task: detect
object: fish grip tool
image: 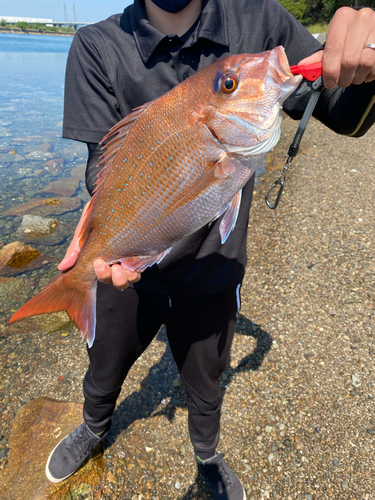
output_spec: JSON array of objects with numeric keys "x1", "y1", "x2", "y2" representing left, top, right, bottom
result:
[{"x1": 265, "y1": 62, "x2": 324, "y2": 210}]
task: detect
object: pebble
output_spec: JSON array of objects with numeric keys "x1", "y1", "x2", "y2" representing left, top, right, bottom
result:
[{"x1": 352, "y1": 374, "x2": 361, "y2": 387}]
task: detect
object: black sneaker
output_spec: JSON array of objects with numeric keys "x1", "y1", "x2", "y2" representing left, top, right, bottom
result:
[
  {"x1": 196, "y1": 453, "x2": 246, "y2": 500},
  {"x1": 45, "y1": 422, "x2": 108, "y2": 483}
]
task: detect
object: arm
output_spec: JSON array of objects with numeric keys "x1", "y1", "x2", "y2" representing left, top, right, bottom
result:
[{"x1": 302, "y1": 7, "x2": 375, "y2": 137}]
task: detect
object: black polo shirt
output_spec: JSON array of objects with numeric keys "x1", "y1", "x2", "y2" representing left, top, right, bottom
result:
[
  {"x1": 63, "y1": 0, "x2": 375, "y2": 295},
  {"x1": 63, "y1": 0, "x2": 323, "y2": 144}
]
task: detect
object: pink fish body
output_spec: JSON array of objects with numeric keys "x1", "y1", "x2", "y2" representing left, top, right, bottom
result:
[{"x1": 10, "y1": 46, "x2": 301, "y2": 346}]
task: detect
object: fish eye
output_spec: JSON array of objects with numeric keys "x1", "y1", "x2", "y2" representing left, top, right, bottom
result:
[{"x1": 221, "y1": 74, "x2": 238, "y2": 93}]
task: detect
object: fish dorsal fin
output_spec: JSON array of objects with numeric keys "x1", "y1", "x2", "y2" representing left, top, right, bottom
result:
[
  {"x1": 100, "y1": 101, "x2": 153, "y2": 152},
  {"x1": 219, "y1": 190, "x2": 242, "y2": 243},
  {"x1": 76, "y1": 101, "x2": 153, "y2": 248}
]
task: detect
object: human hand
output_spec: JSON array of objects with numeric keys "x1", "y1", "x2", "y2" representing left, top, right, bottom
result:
[
  {"x1": 58, "y1": 202, "x2": 141, "y2": 290},
  {"x1": 299, "y1": 7, "x2": 375, "y2": 89}
]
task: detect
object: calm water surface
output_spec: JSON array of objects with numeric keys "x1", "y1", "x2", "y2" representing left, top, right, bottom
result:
[{"x1": 0, "y1": 33, "x2": 87, "y2": 316}]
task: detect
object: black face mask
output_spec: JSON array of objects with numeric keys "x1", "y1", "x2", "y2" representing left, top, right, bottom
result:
[{"x1": 150, "y1": 0, "x2": 195, "y2": 13}]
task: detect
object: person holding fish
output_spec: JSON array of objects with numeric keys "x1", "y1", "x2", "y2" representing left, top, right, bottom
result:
[{"x1": 9, "y1": 0, "x2": 375, "y2": 498}]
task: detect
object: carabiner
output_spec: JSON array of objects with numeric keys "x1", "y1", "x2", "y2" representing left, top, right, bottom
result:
[{"x1": 265, "y1": 178, "x2": 285, "y2": 210}]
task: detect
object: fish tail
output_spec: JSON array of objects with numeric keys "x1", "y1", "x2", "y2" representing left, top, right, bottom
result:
[{"x1": 9, "y1": 273, "x2": 98, "y2": 347}]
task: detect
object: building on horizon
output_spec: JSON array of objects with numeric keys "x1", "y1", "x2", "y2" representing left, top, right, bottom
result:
[{"x1": 0, "y1": 16, "x2": 54, "y2": 24}]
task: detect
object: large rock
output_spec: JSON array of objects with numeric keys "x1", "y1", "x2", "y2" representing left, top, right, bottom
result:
[
  {"x1": 16, "y1": 215, "x2": 74, "y2": 247},
  {"x1": 2, "y1": 197, "x2": 82, "y2": 217},
  {"x1": 0, "y1": 241, "x2": 58, "y2": 277},
  {"x1": 0, "y1": 241, "x2": 40, "y2": 269},
  {"x1": 38, "y1": 178, "x2": 80, "y2": 197},
  {"x1": 17, "y1": 215, "x2": 59, "y2": 238},
  {"x1": 0, "y1": 398, "x2": 105, "y2": 500}
]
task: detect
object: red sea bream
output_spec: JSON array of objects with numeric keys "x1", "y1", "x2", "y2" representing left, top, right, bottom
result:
[{"x1": 10, "y1": 46, "x2": 302, "y2": 347}]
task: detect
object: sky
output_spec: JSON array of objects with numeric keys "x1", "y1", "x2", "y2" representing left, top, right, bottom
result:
[{"x1": 0, "y1": 0, "x2": 134, "y2": 24}]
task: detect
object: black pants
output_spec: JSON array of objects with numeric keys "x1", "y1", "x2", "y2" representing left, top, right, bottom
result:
[{"x1": 83, "y1": 283, "x2": 240, "y2": 458}]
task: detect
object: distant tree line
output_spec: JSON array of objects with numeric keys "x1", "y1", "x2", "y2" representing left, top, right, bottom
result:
[
  {"x1": 278, "y1": 0, "x2": 375, "y2": 26},
  {"x1": 0, "y1": 19, "x2": 75, "y2": 34}
]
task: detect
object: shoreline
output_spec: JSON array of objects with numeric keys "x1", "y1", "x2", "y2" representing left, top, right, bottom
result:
[{"x1": 0, "y1": 29, "x2": 74, "y2": 37}]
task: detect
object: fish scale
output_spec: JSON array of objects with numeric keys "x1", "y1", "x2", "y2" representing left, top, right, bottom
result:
[{"x1": 10, "y1": 46, "x2": 302, "y2": 347}]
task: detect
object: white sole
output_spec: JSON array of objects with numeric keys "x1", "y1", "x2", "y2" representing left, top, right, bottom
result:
[{"x1": 45, "y1": 437, "x2": 76, "y2": 483}]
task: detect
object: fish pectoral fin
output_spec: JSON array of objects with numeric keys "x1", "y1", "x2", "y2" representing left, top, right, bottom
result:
[
  {"x1": 213, "y1": 156, "x2": 236, "y2": 180},
  {"x1": 218, "y1": 190, "x2": 242, "y2": 244},
  {"x1": 120, "y1": 247, "x2": 173, "y2": 273}
]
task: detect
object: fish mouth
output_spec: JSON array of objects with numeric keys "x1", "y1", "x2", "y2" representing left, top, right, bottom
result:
[{"x1": 268, "y1": 46, "x2": 303, "y2": 102}]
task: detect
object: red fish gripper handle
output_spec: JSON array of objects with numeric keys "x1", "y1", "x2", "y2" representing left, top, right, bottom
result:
[{"x1": 290, "y1": 61, "x2": 322, "y2": 81}]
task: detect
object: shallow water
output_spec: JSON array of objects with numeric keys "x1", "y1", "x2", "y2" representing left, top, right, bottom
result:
[{"x1": 0, "y1": 34, "x2": 88, "y2": 318}]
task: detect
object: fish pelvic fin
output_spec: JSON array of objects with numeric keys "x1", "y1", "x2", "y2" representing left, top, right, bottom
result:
[
  {"x1": 9, "y1": 273, "x2": 98, "y2": 348},
  {"x1": 120, "y1": 247, "x2": 173, "y2": 272},
  {"x1": 219, "y1": 190, "x2": 242, "y2": 243}
]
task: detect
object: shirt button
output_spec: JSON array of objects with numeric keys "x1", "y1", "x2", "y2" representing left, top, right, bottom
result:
[{"x1": 182, "y1": 73, "x2": 188, "y2": 80}]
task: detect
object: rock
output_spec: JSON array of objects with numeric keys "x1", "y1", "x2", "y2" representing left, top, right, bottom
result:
[
  {"x1": 351, "y1": 374, "x2": 361, "y2": 387},
  {"x1": 16, "y1": 215, "x2": 74, "y2": 247},
  {"x1": 38, "y1": 178, "x2": 80, "y2": 197},
  {"x1": 17, "y1": 215, "x2": 59, "y2": 238},
  {"x1": 0, "y1": 242, "x2": 40, "y2": 269},
  {"x1": 0, "y1": 241, "x2": 58, "y2": 278},
  {"x1": 0, "y1": 398, "x2": 105, "y2": 500},
  {"x1": 0, "y1": 152, "x2": 26, "y2": 163},
  {"x1": 2, "y1": 197, "x2": 82, "y2": 217},
  {"x1": 43, "y1": 157, "x2": 65, "y2": 175},
  {"x1": 32, "y1": 311, "x2": 75, "y2": 335}
]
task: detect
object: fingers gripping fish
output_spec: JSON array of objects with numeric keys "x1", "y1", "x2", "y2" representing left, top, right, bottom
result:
[{"x1": 9, "y1": 46, "x2": 302, "y2": 347}]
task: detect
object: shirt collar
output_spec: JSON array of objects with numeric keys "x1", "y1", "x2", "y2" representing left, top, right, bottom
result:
[{"x1": 130, "y1": 0, "x2": 229, "y2": 64}]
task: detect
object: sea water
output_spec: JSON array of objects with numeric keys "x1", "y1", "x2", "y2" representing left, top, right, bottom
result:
[{"x1": 0, "y1": 33, "x2": 88, "y2": 314}]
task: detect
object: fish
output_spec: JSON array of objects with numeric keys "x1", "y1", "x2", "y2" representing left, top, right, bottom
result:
[{"x1": 9, "y1": 46, "x2": 302, "y2": 347}]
